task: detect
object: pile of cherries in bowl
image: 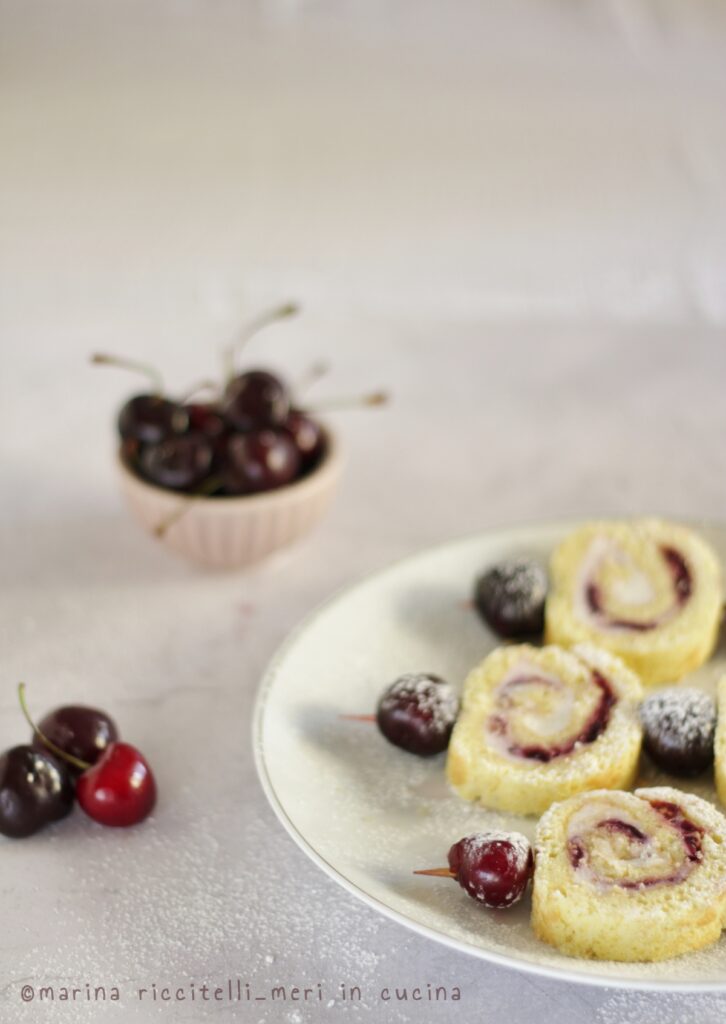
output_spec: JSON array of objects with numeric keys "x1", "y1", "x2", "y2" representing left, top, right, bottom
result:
[{"x1": 95, "y1": 302, "x2": 385, "y2": 499}]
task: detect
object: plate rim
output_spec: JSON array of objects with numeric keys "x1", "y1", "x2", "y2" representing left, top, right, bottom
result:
[{"x1": 253, "y1": 518, "x2": 726, "y2": 992}]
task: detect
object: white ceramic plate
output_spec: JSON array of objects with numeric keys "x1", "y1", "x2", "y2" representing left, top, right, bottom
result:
[{"x1": 253, "y1": 522, "x2": 726, "y2": 991}]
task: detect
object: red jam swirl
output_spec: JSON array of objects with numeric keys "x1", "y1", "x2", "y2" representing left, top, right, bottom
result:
[
  {"x1": 585, "y1": 545, "x2": 692, "y2": 632},
  {"x1": 567, "y1": 799, "x2": 704, "y2": 888},
  {"x1": 490, "y1": 671, "x2": 616, "y2": 763}
]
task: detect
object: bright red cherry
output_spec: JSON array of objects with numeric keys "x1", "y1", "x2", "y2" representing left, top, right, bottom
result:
[
  {"x1": 76, "y1": 742, "x2": 157, "y2": 828},
  {"x1": 415, "y1": 832, "x2": 534, "y2": 909}
]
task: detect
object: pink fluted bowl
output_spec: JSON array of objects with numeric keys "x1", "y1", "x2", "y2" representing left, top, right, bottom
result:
[{"x1": 117, "y1": 430, "x2": 343, "y2": 569}]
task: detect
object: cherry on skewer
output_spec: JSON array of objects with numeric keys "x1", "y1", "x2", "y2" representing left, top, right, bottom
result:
[
  {"x1": 19, "y1": 684, "x2": 156, "y2": 828},
  {"x1": 342, "y1": 673, "x2": 459, "y2": 757},
  {"x1": 415, "y1": 833, "x2": 534, "y2": 909}
]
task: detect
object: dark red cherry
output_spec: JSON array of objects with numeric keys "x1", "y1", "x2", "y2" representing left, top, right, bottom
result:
[
  {"x1": 376, "y1": 673, "x2": 459, "y2": 756},
  {"x1": 474, "y1": 559, "x2": 547, "y2": 637},
  {"x1": 31, "y1": 705, "x2": 119, "y2": 776},
  {"x1": 139, "y1": 432, "x2": 214, "y2": 491},
  {"x1": 220, "y1": 429, "x2": 301, "y2": 495},
  {"x1": 640, "y1": 688, "x2": 716, "y2": 776},
  {"x1": 283, "y1": 409, "x2": 325, "y2": 468},
  {"x1": 0, "y1": 745, "x2": 75, "y2": 838},
  {"x1": 76, "y1": 742, "x2": 157, "y2": 828},
  {"x1": 223, "y1": 370, "x2": 290, "y2": 432},
  {"x1": 185, "y1": 403, "x2": 227, "y2": 441},
  {"x1": 447, "y1": 833, "x2": 534, "y2": 908},
  {"x1": 118, "y1": 394, "x2": 188, "y2": 445}
]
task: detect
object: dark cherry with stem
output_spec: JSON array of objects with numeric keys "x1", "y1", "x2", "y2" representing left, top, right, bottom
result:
[
  {"x1": 220, "y1": 429, "x2": 302, "y2": 495},
  {"x1": 31, "y1": 704, "x2": 119, "y2": 776},
  {"x1": 185, "y1": 403, "x2": 227, "y2": 442},
  {"x1": 91, "y1": 353, "x2": 188, "y2": 445},
  {"x1": 222, "y1": 302, "x2": 299, "y2": 432},
  {"x1": 414, "y1": 833, "x2": 534, "y2": 909},
  {"x1": 20, "y1": 685, "x2": 156, "y2": 828},
  {"x1": 0, "y1": 746, "x2": 75, "y2": 839},
  {"x1": 283, "y1": 409, "x2": 325, "y2": 469},
  {"x1": 139, "y1": 432, "x2": 215, "y2": 492},
  {"x1": 224, "y1": 369, "x2": 291, "y2": 433}
]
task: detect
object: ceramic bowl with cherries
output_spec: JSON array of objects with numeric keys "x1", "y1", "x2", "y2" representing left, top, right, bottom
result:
[{"x1": 95, "y1": 303, "x2": 386, "y2": 569}]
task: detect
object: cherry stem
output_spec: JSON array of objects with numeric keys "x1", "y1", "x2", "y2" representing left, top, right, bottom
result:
[
  {"x1": 294, "y1": 360, "x2": 330, "y2": 397},
  {"x1": 17, "y1": 683, "x2": 91, "y2": 773},
  {"x1": 90, "y1": 353, "x2": 164, "y2": 396},
  {"x1": 154, "y1": 475, "x2": 224, "y2": 538},
  {"x1": 223, "y1": 301, "x2": 300, "y2": 381},
  {"x1": 339, "y1": 713, "x2": 376, "y2": 723},
  {"x1": 300, "y1": 391, "x2": 389, "y2": 414},
  {"x1": 413, "y1": 868, "x2": 456, "y2": 878},
  {"x1": 178, "y1": 379, "x2": 221, "y2": 405}
]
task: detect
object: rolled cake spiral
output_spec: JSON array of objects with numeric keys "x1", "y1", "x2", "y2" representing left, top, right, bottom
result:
[
  {"x1": 446, "y1": 643, "x2": 642, "y2": 815},
  {"x1": 545, "y1": 519, "x2": 723, "y2": 686},
  {"x1": 532, "y1": 786, "x2": 726, "y2": 961}
]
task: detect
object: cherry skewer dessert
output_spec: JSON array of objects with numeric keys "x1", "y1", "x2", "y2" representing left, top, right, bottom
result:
[
  {"x1": 414, "y1": 832, "x2": 535, "y2": 909},
  {"x1": 342, "y1": 673, "x2": 460, "y2": 757},
  {"x1": 18, "y1": 685, "x2": 157, "y2": 829}
]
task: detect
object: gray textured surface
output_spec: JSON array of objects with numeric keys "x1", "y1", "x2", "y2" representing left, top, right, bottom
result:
[{"x1": 2, "y1": 2, "x2": 726, "y2": 1022}]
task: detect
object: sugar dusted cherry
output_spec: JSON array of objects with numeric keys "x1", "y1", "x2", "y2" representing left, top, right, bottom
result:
[
  {"x1": 474, "y1": 559, "x2": 547, "y2": 637},
  {"x1": 376, "y1": 673, "x2": 459, "y2": 756},
  {"x1": 640, "y1": 688, "x2": 716, "y2": 777},
  {"x1": 416, "y1": 832, "x2": 534, "y2": 909}
]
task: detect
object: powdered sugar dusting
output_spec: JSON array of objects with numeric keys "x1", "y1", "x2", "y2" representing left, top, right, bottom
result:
[
  {"x1": 462, "y1": 830, "x2": 532, "y2": 872},
  {"x1": 379, "y1": 673, "x2": 460, "y2": 730},
  {"x1": 640, "y1": 688, "x2": 716, "y2": 748}
]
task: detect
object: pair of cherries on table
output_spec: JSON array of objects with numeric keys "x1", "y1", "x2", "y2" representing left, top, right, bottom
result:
[
  {"x1": 97, "y1": 302, "x2": 385, "y2": 499},
  {"x1": 0, "y1": 686, "x2": 156, "y2": 839}
]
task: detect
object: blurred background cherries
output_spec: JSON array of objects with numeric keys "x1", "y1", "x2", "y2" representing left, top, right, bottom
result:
[{"x1": 94, "y1": 302, "x2": 385, "y2": 499}]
